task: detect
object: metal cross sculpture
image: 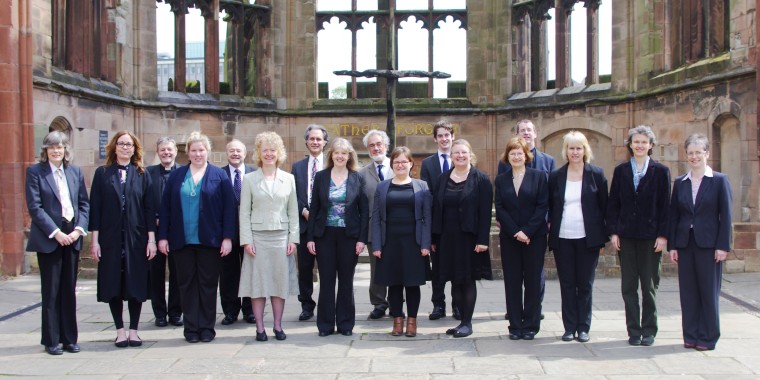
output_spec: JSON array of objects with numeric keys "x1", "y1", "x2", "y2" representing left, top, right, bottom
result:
[{"x1": 332, "y1": 3, "x2": 450, "y2": 149}]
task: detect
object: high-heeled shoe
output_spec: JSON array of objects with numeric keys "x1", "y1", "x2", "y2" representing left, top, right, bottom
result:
[
  {"x1": 405, "y1": 317, "x2": 417, "y2": 337},
  {"x1": 391, "y1": 317, "x2": 404, "y2": 336}
]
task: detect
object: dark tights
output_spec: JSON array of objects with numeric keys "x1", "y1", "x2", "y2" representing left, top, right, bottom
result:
[
  {"x1": 109, "y1": 299, "x2": 142, "y2": 330},
  {"x1": 452, "y1": 280, "x2": 477, "y2": 327},
  {"x1": 387, "y1": 285, "x2": 421, "y2": 318}
]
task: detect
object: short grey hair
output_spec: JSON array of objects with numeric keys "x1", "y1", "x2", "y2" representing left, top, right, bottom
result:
[
  {"x1": 362, "y1": 129, "x2": 390, "y2": 148},
  {"x1": 684, "y1": 133, "x2": 710, "y2": 153},
  {"x1": 155, "y1": 136, "x2": 177, "y2": 149},
  {"x1": 304, "y1": 124, "x2": 329, "y2": 142},
  {"x1": 625, "y1": 125, "x2": 657, "y2": 156},
  {"x1": 38, "y1": 131, "x2": 72, "y2": 164}
]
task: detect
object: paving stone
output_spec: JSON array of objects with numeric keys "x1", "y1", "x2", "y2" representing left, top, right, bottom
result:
[
  {"x1": 452, "y1": 356, "x2": 543, "y2": 375},
  {"x1": 70, "y1": 358, "x2": 176, "y2": 375},
  {"x1": 654, "y1": 356, "x2": 755, "y2": 375},
  {"x1": 370, "y1": 357, "x2": 453, "y2": 373},
  {"x1": 541, "y1": 357, "x2": 663, "y2": 375},
  {"x1": 349, "y1": 339, "x2": 477, "y2": 357}
]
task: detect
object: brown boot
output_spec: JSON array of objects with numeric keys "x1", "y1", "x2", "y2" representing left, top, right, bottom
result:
[
  {"x1": 391, "y1": 317, "x2": 404, "y2": 336},
  {"x1": 405, "y1": 317, "x2": 417, "y2": 337}
]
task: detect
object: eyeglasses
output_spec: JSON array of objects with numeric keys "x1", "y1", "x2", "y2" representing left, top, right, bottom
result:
[
  {"x1": 686, "y1": 150, "x2": 706, "y2": 157},
  {"x1": 392, "y1": 161, "x2": 411, "y2": 166},
  {"x1": 116, "y1": 142, "x2": 135, "y2": 148}
]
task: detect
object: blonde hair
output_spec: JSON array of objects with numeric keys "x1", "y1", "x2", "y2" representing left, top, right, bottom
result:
[
  {"x1": 253, "y1": 131, "x2": 287, "y2": 167},
  {"x1": 186, "y1": 131, "x2": 212, "y2": 152},
  {"x1": 451, "y1": 139, "x2": 477, "y2": 166},
  {"x1": 325, "y1": 138, "x2": 359, "y2": 171},
  {"x1": 561, "y1": 131, "x2": 594, "y2": 163}
]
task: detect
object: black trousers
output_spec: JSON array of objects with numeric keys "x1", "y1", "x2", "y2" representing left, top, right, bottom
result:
[
  {"x1": 501, "y1": 235, "x2": 545, "y2": 334},
  {"x1": 149, "y1": 249, "x2": 182, "y2": 319},
  {"x1": 37, "y1": 220, "x2": 79, "y2": 347},
  {"x1": 219, "y1": 245, "x2": 252, "y2": 318},
  {"x1": 619, "y1": 237, "x2": 661, "y2": 338},
  {"x1": 174, "y1": 245, "x2": 222, "y2": 339},
  {"x1": 315, "y1": 227, "x2": 358, "y2": 333},
  {"x1": 555, "y1": 238, "x2": 599, "y2": 335},
  {"x1": 430, "y1": 250, "x2": 455, "y2": 311},
  {"x1": 297, "y1": 232, "x2": 317, "y2": 312},
  {"x1": 678, "y1": 231, "x2": 722, "y2": 349}
]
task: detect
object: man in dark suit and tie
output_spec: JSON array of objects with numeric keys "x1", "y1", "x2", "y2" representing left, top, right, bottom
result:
[
  {"x1": 25, "y1": 131, "x2": 90, "y2": 355},
  {"x1": 220, "y1": 139, "x2": 256, "y2": 325},
  {"x1": 359, "y1": 129, "x2": 393, "y2": 319},
  {"x1": 146, "y1": 137, "x2": 183, "y2": 327},
  {"x1": 420, "y1": 120, "x2": 459, "y2": 321},
  {"x1": 497, "y1": 119, "x2": 555, "y2": 320},
  {"x1": 292, "y1": 124, "x2": 328, "y2": 321}
]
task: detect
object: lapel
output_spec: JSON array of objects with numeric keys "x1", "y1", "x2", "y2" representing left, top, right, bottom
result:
[
  {"x1": 64, "y1": 165, "x2": 78, "y2": 207},
  {"x1": 108, "y1": 165, "x2": 125, "y2": 202},
  {"x1": 345, "y1": 171, "x2": 358, "y2": 206},
  {"x1": 694, "y1": 175, "x2": 712, "y2": 211},
  {"x1": 636, "y1": 159, "x2": 653, "y2": 190},
  {"x1": 460, "y1": 169, "x2": 478, "y2": 203},
  {"x1": 556, "y1": 165, "x2": 569, "y2": 204},
  {"x1": 42, "y1": 164, "x2": 61, "y2": 203},
  {"x1": 433, "y1": 154, "x2": 443, "y2": 177},
  {"x1": 367, "y1": 162, "x2": 381, "y2": 182}
]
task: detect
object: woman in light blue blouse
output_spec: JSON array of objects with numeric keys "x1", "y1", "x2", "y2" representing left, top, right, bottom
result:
[{"x1": 306, "y1": 138, "x2": 369, "y2": 336}]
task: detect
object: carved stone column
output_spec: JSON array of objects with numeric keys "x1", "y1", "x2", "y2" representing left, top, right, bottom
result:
[
  {"x1": 199, "y1": 0, "x2": 220, "y2": 95},
  {"x1": 171, "y1": 1, "x2": 188, "y2": 92},
  {"x1": 554, "y1": 0, "x2": 575, "y2": 89},
  {"x1": 529, "y1": 0, "x2": 553, "y2": 91},
  {"x1": 585, "y1": 0, "x2": 601, "y2": 85}
]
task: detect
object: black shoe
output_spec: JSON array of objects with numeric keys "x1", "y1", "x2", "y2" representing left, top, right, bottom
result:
[
  {"x1": 338, "y1": 329, "x2": 353, "y2": 336},
  {"x1": 169, "y1": 317, "x2": 184, "y2": 326},
  {"x1": 318, "y1": 330, "x2": 334, "y2": 337},
  {"x1": 452, "y1": 325, "x2": 472, "y2": 338},
  {"x1": 577, "y1": 332, "x2": 590, "y2": 343},
  {"x1": 508, "y1": 332, "x2": 522, "y2": 340},
  {"x1": 155, "y1": 317, "x2": 168, "y2": 327},
  {"x1": 504, "y1": 313, "x2": 509, "y2": 320},
  {"x1": 273, "y1": 329, "x2": 287, "y2": 341},
  {"x1": 523, "y1": 331, "x2": 536, "y2": 340},
  {"x1": 244, "y1": 315, "x2": 256, "y2": 324},
  {"x1": 561, "y1": 332, "x2": 574, "y2": 342},
  {"x1": 628, "y1": 336, "x2": 642, "y2": 346},
  {"x1": 114, "y1": 337, "x2": 129, "y2": 348},
  {"x1": 429, "y1": 306, "x2": 446, "y2": 320},
  {"x1": 255, "y1": 330, "x2": 268, "y2": 342},
  {"x1": 221, "y1": 315, "x2": 237, "y2": 325},
  {"x1": 641, "y1": 336, "x2": 655, "y2": 346},
  {"x1": 369, "y1": 307, "x2": 386, "y2": 320},
  {"x1": 128, "y1": 336, "x2": 142, "y2": 347},
  {"x1": 63, "y1": 343, "x2": 81, "y2": 353},
  {"x1": 200, "y1": 332, "x2": 214, "y2": 343},
  {"x1": 45, "y1": 345, "x2": 63, "y2": 355},
  {"x1": 299, "y1": 310, "x2": 314, "y2": 321},
  {"x1": 540, "y1": 314, "x2": 545, "y2": 320},
  {"x1": 185, "y1": 334, "x2": 200, "y2": 343},
  {"x1": 452, "y1": 307, "x2": 462, "y2": 321},
  {"x1": 445, "y1": 326, "x2": 460, "y2": 335}
]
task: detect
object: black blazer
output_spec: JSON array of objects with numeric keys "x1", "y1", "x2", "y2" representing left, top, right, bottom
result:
[
  {"x1": 668, "y1": 172, "x2": 732, "y2": 251},
  {"x1": 158, "y1": 163, "x2": 237, "y2": 250},
  {"x1": 497, "y1": 148, "x2": 556, "y2": 177},
  {"x1": 606, "y1": 159, "x2": 670, "y2": 240},
  {"x1": 146, "y1": 163, "x2": 178, "y2": 222},
  {"x1": 370, "y1": 179, "x2": 433, "y2": 252},
  {"x1": 548, "y1": 163, "x2": 609, "y2": 250},
  {"x1": 420, "y1": 153, "x2": 444, "y2": 195},
  {"x1": 307, "y1": 169, "x2": 369, "y2": 243},
  {"x1": 431, "y1": 168, "x2": 493, "y2": 246},
  {"x1": 224, "y1": 163, "x2": 255, "y2": 246},
  {"x1": 495, "y1": 167, "x2": 548, "y2": 240},
  {"x1": 292, "y1": 157, "x2": 311, "y2": 234},
  {"x1": 25, "y1": 162, "x2": 90, "y2": 253}
]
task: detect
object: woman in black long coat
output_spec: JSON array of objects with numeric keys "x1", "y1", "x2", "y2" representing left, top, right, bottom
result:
[{"x1": 90, "y1": 130, "x2": 156, "y2": 348}]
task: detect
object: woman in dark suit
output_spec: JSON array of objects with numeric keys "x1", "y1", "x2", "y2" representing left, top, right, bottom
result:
[
  {"x1": 306, "y1": 138, "x2": 369, "y2": 337},
  {"x1": 668, "y1": 133, "x2": 732, "y2": 351},
  {"x1": 158, "y1": 131, "x2": 236, "y2": 344},
  {"x1": 432, "y1": 139, "x2": 492, "y2": 338},
  {"x1": 25, "y1": 131, "x2": 90, "y2": 355},
  {"x1": 606, "y1": 125, "x2": 670, "y2": 347},
  {"x1": 495, "y1": 137, "x2": 548, "y2": 341},
  {"x1": 548, "y1": 131, "x2": 608, "y2": 343},
  {"x1": 371, "y1": 147, "x2": 432, "y2": 337},
  {"x1": 89, "y1": 130, "x2": 156, "y2": 348}
]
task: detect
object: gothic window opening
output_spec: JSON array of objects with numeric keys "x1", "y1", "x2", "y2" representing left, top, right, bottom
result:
[{"x1": 669, "y1": 0, "x2": 729, "y2": 67}]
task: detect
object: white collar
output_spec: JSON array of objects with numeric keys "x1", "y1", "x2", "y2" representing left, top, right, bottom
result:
[
  {"x1": 229, "y1": 163, "x2": 244, "y2": 173},
  {"x1": 683, "y1": 165, "x2": 714, "y2": 181},
  {"x1": 437, "y1": 150, "x2": 451, "y2": 158},
  {"x1": 49, "y1": 161, "x2": 64, "y2": 173},
  {"x1": 310, "y1": 153, "x2": 323, "y2": 163},
  {"x1": 373, "y1": 156, "x2": 390, "y2": 167}
]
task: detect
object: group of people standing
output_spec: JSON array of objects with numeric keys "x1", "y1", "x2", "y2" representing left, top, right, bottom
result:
[{"x1": 25, "y1": 118, "x2": 732, "y2": 355}]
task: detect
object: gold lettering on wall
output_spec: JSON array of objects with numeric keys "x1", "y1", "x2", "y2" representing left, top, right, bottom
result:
[{"x1": 324, "y1": 123, "x2": 460, "y2": 137}]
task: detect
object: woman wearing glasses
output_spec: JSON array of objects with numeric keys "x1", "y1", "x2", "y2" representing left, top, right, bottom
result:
[
  {"x1": 370, "y1": 147, "x2": 432, "y2": 337},
  {"x1": 89, "y1": 131, "x2": 156, "y2": 348}
]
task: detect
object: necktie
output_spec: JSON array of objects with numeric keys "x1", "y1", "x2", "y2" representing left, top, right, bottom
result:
[
  {"x1": 234, "y1": 168, "x2": 242, "y2": 203},
  {"x1": 441, "y1": 154, "x2": 449, "y2": 173},
  {"x1": 56, "y1": 169, "x2": 75, "y2": 221},
  {"x1": 309, "y1": 158, "x2": 317, "y2": 205},
  {"x1": 377, "y1": 164, "x2": 385, "y2": 181}
]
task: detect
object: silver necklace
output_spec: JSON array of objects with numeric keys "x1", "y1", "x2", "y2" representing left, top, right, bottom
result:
[{"x1": 187, "y1": 176, "x2": 199, "y2": 197}]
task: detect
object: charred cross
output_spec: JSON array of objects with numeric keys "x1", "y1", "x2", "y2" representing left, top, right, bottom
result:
[{"x1": 333, "y1": 69, "x2": 451, "y2": 150}]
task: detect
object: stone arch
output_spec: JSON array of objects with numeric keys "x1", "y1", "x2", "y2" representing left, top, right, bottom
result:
[
  {"x1": 708, "y1": 98, "x2": 744, "y2": 221},
  {"x1": 540, "y1": 117, "x2": 615, "y2": 181},
  {"x1": 49, "y1": 116, "x2": 73, "y2": 135}
]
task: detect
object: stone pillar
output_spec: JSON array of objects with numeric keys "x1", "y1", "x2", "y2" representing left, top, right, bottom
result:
[
  {"x1": 202, "y1": 0, "x2": 220, "y2": 95},
  {"x1": 585, "y1": 0, "x2": 600, "y2": 85},
  {"x1": 554, "y1": 0, "x2": 571, "y2": 89},
  {"x1": 511, "y1": 12, "x2": 529, "y2": 93},
  {"x1": 466, "y1": 0, "x2": 511, "y2": 104},
  {"x1": 173, "y1": 6, "x2": 187, "y2": 92},
  {"x1": 0, "y1": 0, "x2": 35, "y2": 275},
  {"x1": 255, "y1": 0, "x2": 274, "y2": 99}
]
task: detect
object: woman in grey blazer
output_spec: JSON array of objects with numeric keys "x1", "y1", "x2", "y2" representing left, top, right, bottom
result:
[
  {"x1": 371, "y1": 147, "x2": 432, "y2": 337},
  {"x1": 238, "y1": 132, "x2": 299, "y2": 342}
]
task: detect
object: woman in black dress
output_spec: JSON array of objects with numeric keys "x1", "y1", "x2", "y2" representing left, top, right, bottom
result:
[
  {"x1": 432, "y1": 139, "x2": 493, "y2": 338},
  {"x1": 90, "y1": 130, "x2": 156, "y2": 348},
  {"x1": 371, "y1": 147, "x2": 432, "y2": 337},
  {"x1": 495, "y1": 137, "x2": 549, "y2": 340}
]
